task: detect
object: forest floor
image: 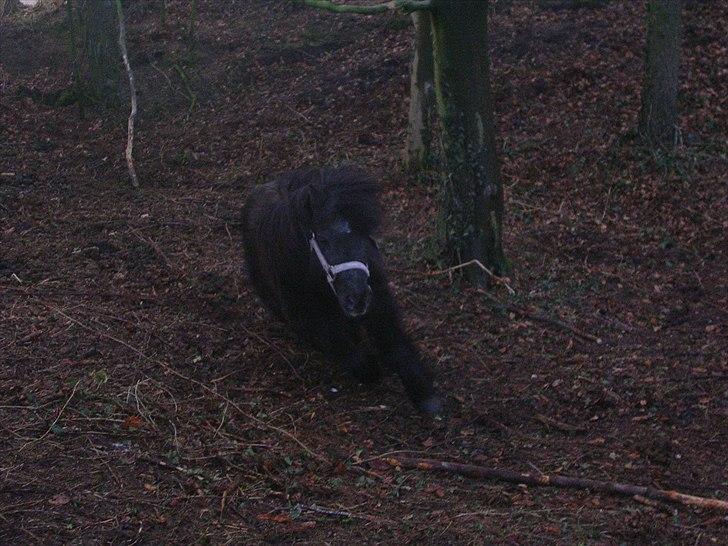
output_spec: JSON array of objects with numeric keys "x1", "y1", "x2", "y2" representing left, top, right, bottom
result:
[{"x1": 1, "y1": 0, "x2": 727, "y2": 544}]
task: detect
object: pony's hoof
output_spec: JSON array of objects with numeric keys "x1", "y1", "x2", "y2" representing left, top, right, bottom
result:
[{"x1": 417, "y1": 395, "x2": 444, "y2": 417}]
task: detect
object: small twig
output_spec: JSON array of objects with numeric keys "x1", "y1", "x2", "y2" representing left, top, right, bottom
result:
[
  {"x1": 534, "y1": 413, "x2": 586, "y2": 434},
  {"x1": 283, "y1": 103, "x2": 312, "y2": 124},
  {"x1": 20, "y1": 379, "x2": 82, "y2": 451},
  {"x1": 0, "y1": 329, "x2": 42, "y2": 353},
  {"x1": 429, "y1": 259, "x2": 516, "y2": 295},
  {"x1": 137, "y1": 454, "x2": 206, "y2": 481},
  {"x1": 219, "y1": 479, "x2": 239, "y2": 521},
  {"x1": 304, "y1": 503, "x2": 389, "y2": 523},
  {"x1": 386, "y1": 457, "x2": 728, "y2": 513},
  {"x1": 128, "y1": 226, "x2": 176, "y2": 272},
  {"x1": 115, "y1": 0, "x2": 139, "y2": 188}
]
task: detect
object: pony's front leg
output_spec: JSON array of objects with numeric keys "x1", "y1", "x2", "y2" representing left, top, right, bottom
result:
[
  {"x1": 363, "y1": 285, "x2": 441, "y2": 415},
  {"x1": 305, "y1": 313, "x2": 381, "y2": 385}
]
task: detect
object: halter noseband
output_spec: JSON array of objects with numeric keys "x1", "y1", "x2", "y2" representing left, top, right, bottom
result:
[{"x1": 309, "y1": 233, "x2": 370, "y2": 292}]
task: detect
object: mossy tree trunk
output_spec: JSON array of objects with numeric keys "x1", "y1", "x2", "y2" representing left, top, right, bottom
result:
[
  {"x1": 187, "y1": 0, "x2": 197, "y2": 49},
  {"x1": 430, "y1": 0, "x2": 505, "y2": 281},
  {"x1": 406, "y1": 11, "x2": 435, "y2": 170},
  {"x1": 638, "y1": 0, "x2": 682, "y2": 147},
  {"x1": 159, "y1": 0, "x2": 167, "y2": 29},
  {"x1": 66, "y1": 0, "x2": 118, "y2": 115}
]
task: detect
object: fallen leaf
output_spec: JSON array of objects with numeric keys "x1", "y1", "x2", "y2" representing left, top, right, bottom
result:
[
  {"x1": 257, "y1": 513, "x2": 292, "y2": 524},
  {"x1": 369, "y1": 459, "x2": 389, "y2": 472},
  {"x1": 49, "y1": 493, "x2": 70, "y2": 506},
  {"x1": 122, "y1": 415, "x2": 144, "y2": 430}
]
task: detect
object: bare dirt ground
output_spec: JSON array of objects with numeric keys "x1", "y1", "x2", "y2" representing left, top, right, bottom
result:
[{"x1": 1, "y1": 1, "x2": 727, "y2": 543}]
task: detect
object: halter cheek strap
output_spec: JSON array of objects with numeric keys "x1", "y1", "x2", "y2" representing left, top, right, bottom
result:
[{"x1": 309, "y1": 233, "x2": 370, "y2": 291}]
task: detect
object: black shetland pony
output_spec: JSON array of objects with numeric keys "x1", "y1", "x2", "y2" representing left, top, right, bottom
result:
[{"x1": 242, "y1": 166, "x2": 442, "y2": 415}]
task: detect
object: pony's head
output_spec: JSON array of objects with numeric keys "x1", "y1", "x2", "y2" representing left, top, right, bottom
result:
[
  {"x1": 309, "y1": 218, "x2": 373, "y2": 318},
  {"x1": 302, "y1": 167, "x2": 380, "y2": 319}
]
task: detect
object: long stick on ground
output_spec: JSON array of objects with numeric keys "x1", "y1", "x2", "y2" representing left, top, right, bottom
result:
[
  {"x1": 386, "y1": 457, "x2": 728, "y2": 512},
  {"x1": 115, "y1": 0, "x2": 139, "y2": 188}
]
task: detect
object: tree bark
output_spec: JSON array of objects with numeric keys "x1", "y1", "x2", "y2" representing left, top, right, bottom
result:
[
  {"x1": 188, "y1": 0, "x2": 197, "y2": 48},
  {"x1": 115, "y1": 0, "x2": 139, "y2": 188},
  {"x1": 430, "y1": 0, "x2": 506, "y2": 280},
  {"x1": 406, "y1": 11, "x2": 435, "y2": 169},
  {"x1": 638, "y1": 0, "x2": 682, "y2": 147}
]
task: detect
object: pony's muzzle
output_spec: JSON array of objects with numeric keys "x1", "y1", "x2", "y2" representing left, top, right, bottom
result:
[{"x1": 340, "y1": 284, "x2": 372, "y2": 318}]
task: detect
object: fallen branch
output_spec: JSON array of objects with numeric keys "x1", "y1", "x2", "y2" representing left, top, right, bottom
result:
[
  {"x1": 479, "y1": 290, "x2": 602, "y2": 344},
  {"x1": 115, "y1": 0, "x2": 139, "y2": 188},
  {"x1": 429, "y1": 259, "x2": 516, "y2": 295},
  {"x1": 298, "y1": 0, "x2": 432, "y2": 15},
  {"x1": 633, "y1": 494, "x2": 678, "y2": 515},
  {"x1": 386, "y1": 457, "x2": 728, "y2": 513}
]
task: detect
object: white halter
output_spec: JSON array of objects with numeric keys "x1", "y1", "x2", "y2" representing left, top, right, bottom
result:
[{"x1": 309, "y1": 233, "x2": 370, "y2": 291}]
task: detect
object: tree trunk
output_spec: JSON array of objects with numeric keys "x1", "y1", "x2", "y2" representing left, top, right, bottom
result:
[
  {"x1": 430, "y1": 0, "x2": 506, "y2": 280},
  {"x1": 159, "y1": 0, "x2": 167, "y2": 29},
  {"x1": 187, "y1": 0, "x2": 197, "y2": 49},
  {"x1": 638, "y1": 0, "x2": 682, "y2": 147},
  {"x1": 406, "y1": 11, "x2": 435, "y2": 170},
  {"x1": 1, "y1": 0, "x2": 21, "y2": 21},
  {"x1": 65, "y1": 0, "x2": 117, "y2": 115}
]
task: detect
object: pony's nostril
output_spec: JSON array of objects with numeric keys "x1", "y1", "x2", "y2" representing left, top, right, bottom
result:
[
  {"x1": 354, "y1": 294, "x2": 369, "y2": 313},
  {"x1": 343, "y1": 292, "x2": 369, "y2": 315}
]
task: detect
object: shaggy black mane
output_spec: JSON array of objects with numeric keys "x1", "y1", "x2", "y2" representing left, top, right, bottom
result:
[{"x1": 271, "y1": 165, "x2": 381, "y2": 237}]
